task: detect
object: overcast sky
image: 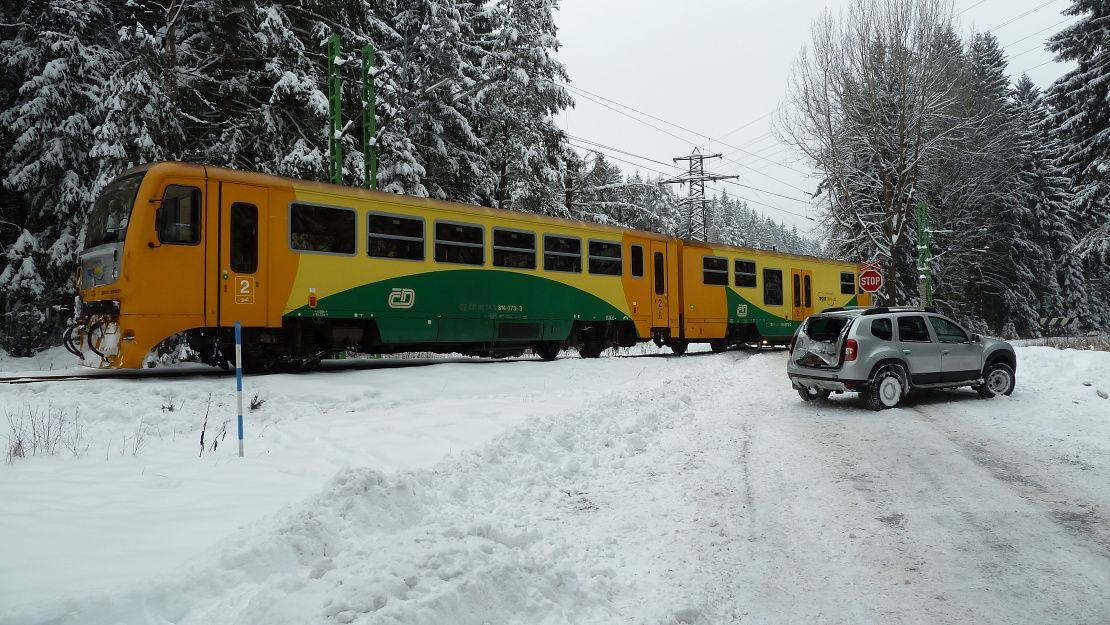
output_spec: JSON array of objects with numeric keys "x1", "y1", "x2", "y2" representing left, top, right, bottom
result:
[{"x1": 554, "y1": 0, "x2": 1078, "y2": 234}]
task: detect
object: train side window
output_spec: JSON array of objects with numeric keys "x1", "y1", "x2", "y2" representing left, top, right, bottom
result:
[
  {"x1": 588, "y1": 240, "x2": 622, "y2": 275},
  {"x1": 702, "y1": 256, "x2": 728, "y2": 286},
  {"x1": 840, "y1": 272, "x2": 855, "y2": 295},
  {"x1": 368, "y1": 212, "x2": 424, "y2": 260},
  {"x1": 763, "y1": 268, "x2": 783, "y2": 306},
  {"x1": 156, "y1": 185, "x2": 202, "y2": 245},
  {"x1": 654, "y1": 252, "x2": 665, "y2": 294},
  {"x1": 435, "y1": 221, "x2": 483, "y2": 265},
  {"x1": 290, "y1": 203, "x2": 356, "y2": 255},
  {"x1": 631, "y1": 245, "x2": 644, "y2": 278},
  {"x1": 804, "y1": 274, "x2": 812, "y2": 307},
  {"x1": 792, "y1": 273, "x2": 801, "y2": 307},
  {"x1": 734, "y1": 259, "x2": 756, "y2": 287},
  {"x1": 543, "y1": 235, "x2": 581, "y2": 272},
  {"x1": 492, "y1": 228, "x2": 536, "y2": 269},
  {"x1": 230, "y1": 202, "x2": 257, "y2": 273}
]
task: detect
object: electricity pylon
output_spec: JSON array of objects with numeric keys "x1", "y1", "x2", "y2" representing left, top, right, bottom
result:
[{"x1": 660, "y1": 150, "x2": 737, "y2": 241}]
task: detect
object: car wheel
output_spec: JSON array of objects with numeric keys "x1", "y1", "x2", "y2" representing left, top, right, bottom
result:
[
  {"x1": 797, "y1": 387, "x2": 832, "y2": 402},
  {"x1": 865, "y1": 364, "x2": 907, "y2": 411},
  {"x1": 976, "y1": 361, "x2": 1015, "y2": 398}
]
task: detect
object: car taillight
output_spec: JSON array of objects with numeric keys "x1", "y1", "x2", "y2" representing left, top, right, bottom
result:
[{"x1": 843, "y1": 338, "x2": 858, "y2": 362}]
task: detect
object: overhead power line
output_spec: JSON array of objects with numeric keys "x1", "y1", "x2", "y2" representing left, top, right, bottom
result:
[
  {"x1": 564, "y1": 139, "x2": 816, "y2": 221},
  {"x1": 959, "y1": 0, "x2": 994, "y2": 15},
  {"x1": 987, "y1": 0, "x2": 1057, "y2": 32}
]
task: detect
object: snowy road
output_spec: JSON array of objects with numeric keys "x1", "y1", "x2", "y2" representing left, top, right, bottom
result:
[{"x1": 2, "y1": 346, "x2": 1109, "y2": 624}]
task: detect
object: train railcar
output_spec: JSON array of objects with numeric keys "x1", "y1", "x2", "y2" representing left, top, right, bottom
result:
[
  {"x1": 72, "y1": 161, "x2": 866, "y2": 369},
  {"x1": 676, "y1": 240, "x2": 870, "y2": 353}
]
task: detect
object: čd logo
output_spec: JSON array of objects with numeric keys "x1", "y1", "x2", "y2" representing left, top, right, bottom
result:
[{"x1": 388, "y1": 288, "x2": 416, "y2": 309}]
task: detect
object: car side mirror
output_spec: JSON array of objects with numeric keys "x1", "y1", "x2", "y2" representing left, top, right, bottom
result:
[{"x1": 970, "y1": 333, "x2": 980, "y2": 343}]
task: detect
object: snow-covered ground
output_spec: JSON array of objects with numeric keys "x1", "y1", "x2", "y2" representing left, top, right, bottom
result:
[{"x1": 1, "y1": 345, "x2": 1108, "y2": 624}]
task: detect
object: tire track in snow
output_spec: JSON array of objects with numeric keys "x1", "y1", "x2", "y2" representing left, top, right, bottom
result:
[{"x1": 910, "y1": 402, "x2": 1110, "y2": 558}]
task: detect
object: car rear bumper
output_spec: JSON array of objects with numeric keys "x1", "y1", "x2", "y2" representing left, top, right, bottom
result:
[{"x1": 788, "y1": 372, "x2": 867, "y2": 392}]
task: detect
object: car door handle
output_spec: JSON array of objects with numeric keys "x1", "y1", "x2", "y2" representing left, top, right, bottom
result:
[
  {"x1": 942, "y1": 349, "x2": 950, "y2": 355},
  {"x1": 902, "y1": 349, "x2": 911, "y2": 354}
]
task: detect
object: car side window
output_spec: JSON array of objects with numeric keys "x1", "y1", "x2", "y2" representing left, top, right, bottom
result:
[
  {"x1": 870, "y1": 318, "x2": 893, "y2": 341},
  {"x1": 897, "y1": 315, "x2": 933, "y2": 342},
  {"x1": 929, "y1": 316, "x2": 969, "y2": 343}
]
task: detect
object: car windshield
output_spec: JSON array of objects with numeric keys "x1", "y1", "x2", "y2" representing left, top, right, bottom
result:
[
  {"x1": 84, "y1": 173, "x2": 144, "y2": 248},
  {"x1": 804, "y1": 316, "x2": 850, "y2": 342}
]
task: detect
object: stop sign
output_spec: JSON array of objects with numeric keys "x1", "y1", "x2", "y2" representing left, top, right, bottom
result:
[{"x1": 859, "y1": 269, "x2": 883, "y2": 293}]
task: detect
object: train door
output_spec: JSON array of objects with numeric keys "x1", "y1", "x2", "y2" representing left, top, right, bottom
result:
[
  {"x1": 649, "y1": 241, "x2": 668, "y2": 328},
  {"x1": 790, "y1": 269, "x2": 813, "y2": 321},
  {"x1": 218, "y1": 183, "x2": 268, "y2": 328}
]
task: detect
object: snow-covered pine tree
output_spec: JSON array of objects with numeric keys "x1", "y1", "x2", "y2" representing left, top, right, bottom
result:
[
  {"x1": 1046, "y1": 0, "x2": 1110, "y2": 263},
  {"x1": 0, "y1": 0, "x2": 118, "y2": 347},
  {"x1": 961, "y1": 32, "x2": 1036, "y2": 333},
  {"x1": 472, "y1": 0, "x2": 571, "y2": 215},
  {"x1": 1011, "y1": 75, "x2": 1079, "y2": 325},
  {"x1": 383, "y1": 0, "x2": 487, "y2": 201},
  {"x1": 0, "y1": 230, "x2": 47, "y2": 354}
]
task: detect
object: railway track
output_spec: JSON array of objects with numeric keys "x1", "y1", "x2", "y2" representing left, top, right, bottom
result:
[{"x1": 0, "y1": 348, "x2": 739, "y2": 385}]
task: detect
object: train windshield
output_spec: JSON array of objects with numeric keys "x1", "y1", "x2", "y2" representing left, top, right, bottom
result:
[{"x1": 84, "y1": 172, "x2": 144, "y2": 248}]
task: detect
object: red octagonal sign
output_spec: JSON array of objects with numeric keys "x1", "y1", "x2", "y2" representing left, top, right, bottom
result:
[{"x1": 859, "y1": 269, "x2": 883, "y2": 293}]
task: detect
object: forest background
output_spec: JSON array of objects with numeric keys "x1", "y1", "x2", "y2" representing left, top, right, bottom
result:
[{"x1": 0, "y1": 0, "x2": 1106, "y2": 355}]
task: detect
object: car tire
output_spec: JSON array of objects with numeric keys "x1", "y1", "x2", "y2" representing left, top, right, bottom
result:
[
  {"x1": 865, "y1": 364, "x2": 907, "y2": 411},
  {"x1": 976, "y1": 361, "x2": 1015, "y2": 398},
  {"x1": 797, "y1": 387, "x2": 832, "y2": 402}
]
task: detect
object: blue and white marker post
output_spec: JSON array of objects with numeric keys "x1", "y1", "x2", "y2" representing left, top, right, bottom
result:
[{"x1": 234, "y1": 321, "x2": 244, "y2": 458}]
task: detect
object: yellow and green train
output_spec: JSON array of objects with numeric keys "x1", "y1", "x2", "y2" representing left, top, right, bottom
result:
[{"x1": 72, "y1": 162, "x2": 869, "y2": 369}]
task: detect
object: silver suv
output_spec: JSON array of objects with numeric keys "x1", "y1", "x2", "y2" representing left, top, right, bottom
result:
[{"x1": 787, "y1": 307, "x2": 1017, "y2": 410}]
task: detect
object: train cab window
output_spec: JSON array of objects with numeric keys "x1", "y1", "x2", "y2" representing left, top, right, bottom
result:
[
  {"x1": 368, "y1": 212, "x2": 424, "y2": 260},
  {"x1": 763, "y1": 268, "x2": 784, "y2": 306},
  {"x1": 631, "y1": 245, "x2": 644, "y2": 278},
  {"x1": 840, "y1": 272, "x2": 856, "y2": 295},
  {"x1": 230, "y1": 203, "x2": 257, "y2": 273},
  {"x1": 156, "y1": 185, "x2": 201, "y2": 245},
  {"x1": 735, "y1": 259, "x2": 756, "y2": 287},
  {"x1": 702, "y1": 256, "x2": 728, "y2": 286},
  {"x1": 792, "y1": 273, "x2": 801, "y2": 307},
  {"x1": 290, "y1": 203, "x2": 356, "y2": 254},
  {"x1": 588, "y1": 240, "x2": 622, "y2": 275},
  {"x1": 492, "y1": 228, "x2": 536, "y2": 269},
  {"x1": 654, "y1": 252, "x2": 665, "y2": 294},
  {"x1": 543, "y1": 235, "x2": 581, "y2": 273},
  {"x1": 435, "y1": 221, "x2": 483, "y2": 265}
]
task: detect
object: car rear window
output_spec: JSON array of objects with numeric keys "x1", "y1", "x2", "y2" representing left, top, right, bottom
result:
[{"x1": 804, "y1": 316, "x2": 850, "y2": 342}]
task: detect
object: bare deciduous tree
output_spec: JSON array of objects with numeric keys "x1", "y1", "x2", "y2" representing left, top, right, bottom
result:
[{"x1": 781, "y1": 0, "x2": 978, "y2": 304}]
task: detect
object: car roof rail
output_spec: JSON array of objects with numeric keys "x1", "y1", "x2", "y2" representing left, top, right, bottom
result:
[
  {"x1": 861, "y1": 307, "x2": 890, "y2": 315},
  {"x1": 819, "y1": 305, "x2": 869, "y2": 314}
]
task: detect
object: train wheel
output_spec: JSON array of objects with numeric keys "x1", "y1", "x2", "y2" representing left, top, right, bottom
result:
[
  {"x1": 710, "y1": 339, "x2": 728, "y2": 353},
  {"x1": 579, "y1": 341, "x2": 604, "y2": 358},
  {"x1": 534, "y1": 342, "x2": 560, "y2": 361},
  {"x1": 668, "y1": 341, "x2": 688, "y2": 356}
]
